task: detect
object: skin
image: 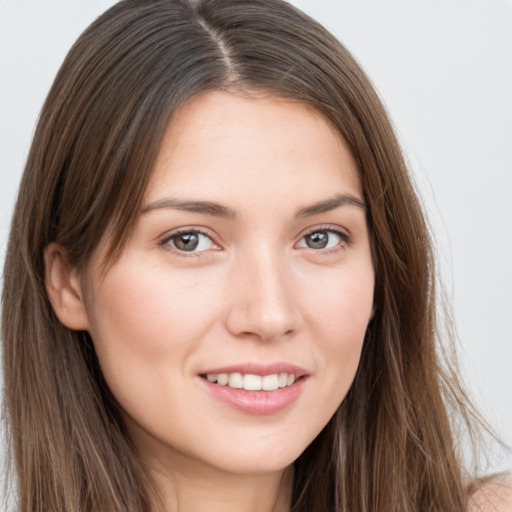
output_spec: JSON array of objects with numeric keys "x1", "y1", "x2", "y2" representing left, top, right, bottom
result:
[
  {"x1": 468, "y1": 475, "x2": 512, "y2": 512},
  {"x1": 46, "y1": 90, "x2": 375, "y2": 512}
]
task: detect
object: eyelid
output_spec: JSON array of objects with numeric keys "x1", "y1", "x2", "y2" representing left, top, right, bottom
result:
[
  {"x1": 158, "y1": 226, "x2": 222, "y2": 256},
  {"x1": 294, "y1": 224, "x2": 352, "y2": 253},
  {"x1": 297, "y1": 224, "x2": 351, "y2": 242}
]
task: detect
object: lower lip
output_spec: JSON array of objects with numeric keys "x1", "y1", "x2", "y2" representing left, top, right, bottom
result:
[{"x1": 199, "y1": 377, "x2": 307, "y2": 415}]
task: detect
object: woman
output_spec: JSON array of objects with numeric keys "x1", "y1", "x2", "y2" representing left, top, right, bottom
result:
[{"x1": 1, "y1": 0, "x2": 510, "y2": 511}]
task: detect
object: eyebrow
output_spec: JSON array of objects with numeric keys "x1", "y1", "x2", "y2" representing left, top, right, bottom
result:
[
  {"x1": 141, "y1": 193, "x2": 366, "y2": 219},
  {"x1": 295, "y1": 193, "x2": 366, "y2": 218},
  {"x1": 142, "y1": 198, "x2": 237, "y2": 219}
]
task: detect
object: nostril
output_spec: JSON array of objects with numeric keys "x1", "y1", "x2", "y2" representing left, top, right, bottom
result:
[{"x1": 224, "y1": 278, "x2": 299, "y2": 341}]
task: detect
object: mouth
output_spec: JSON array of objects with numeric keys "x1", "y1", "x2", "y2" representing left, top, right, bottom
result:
[
  {"x1": 198, "y1": 364, "x2": 308, "y2": 414},
  {"x1": 200, "y1": 372, "x2": 301, "y2": 391}
]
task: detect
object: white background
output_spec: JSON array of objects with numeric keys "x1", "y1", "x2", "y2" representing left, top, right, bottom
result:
[{"x1": 1, "y1": 0, "x2": 511, "y2": 501}]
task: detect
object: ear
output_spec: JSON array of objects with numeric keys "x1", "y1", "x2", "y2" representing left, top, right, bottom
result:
[{"x1": 44, "y1": 243, "x2": 90, "y2": 331}]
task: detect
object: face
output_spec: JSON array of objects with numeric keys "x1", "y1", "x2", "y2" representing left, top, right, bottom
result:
[{"x1": 82, "y1": 91, "x2": 374, "y2": 478}]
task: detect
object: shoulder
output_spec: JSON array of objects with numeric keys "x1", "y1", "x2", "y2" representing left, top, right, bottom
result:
[{"x1": 467, "y1": 474, "x2": 512, "y2": 512}]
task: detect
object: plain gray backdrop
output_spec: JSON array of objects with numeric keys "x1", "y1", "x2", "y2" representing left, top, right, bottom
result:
[{"x1": 1, "y1": 0, "x2": 511, "y2": 502}]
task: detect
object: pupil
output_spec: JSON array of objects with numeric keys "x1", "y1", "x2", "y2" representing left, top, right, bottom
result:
[
  {"x1": 306, "y1": 231, "x2": 328, "y2": 249},
  {"x1": 175, "y1": 232, "x2": 199, "y2": 251}
]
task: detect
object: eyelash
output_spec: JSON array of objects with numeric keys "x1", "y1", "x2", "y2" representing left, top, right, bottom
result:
[
  {"x1": 299, "y1": 225, "x2": 352, "y2": 254},
  {"x1": 158, "y1": 225, "x2": 351, "y2": 257},
  {"x1": 159, "y1": 228, "x2": 220, "y2": 258}
]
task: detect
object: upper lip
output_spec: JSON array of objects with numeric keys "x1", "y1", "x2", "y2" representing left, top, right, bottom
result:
[{"x1": 199, "y1": 362, "x2": 308, "y2": 377}]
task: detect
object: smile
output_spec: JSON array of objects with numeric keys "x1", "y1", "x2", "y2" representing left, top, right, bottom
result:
[
  {"x1": 204, "y1": 372, "x2": 296, "y2": 391},
  {"x1": 199, "y1": 364, "x2": 308, "y2": 414}
]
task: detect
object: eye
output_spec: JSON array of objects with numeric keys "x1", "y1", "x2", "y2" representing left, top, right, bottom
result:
[
  {"x1": 296, "y1": 229, "x2": 347, "y2": 250},
  {"x1": 163, "y1": 230, "x2": 216, "y2": 253}
]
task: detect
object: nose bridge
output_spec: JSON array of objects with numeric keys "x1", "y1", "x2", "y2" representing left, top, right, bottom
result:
[{"x1": 225, "y1": 242, "x2": 298, "y2": 341}]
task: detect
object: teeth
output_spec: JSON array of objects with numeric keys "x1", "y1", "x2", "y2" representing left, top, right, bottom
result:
[
  {"x1": 243, "y1": 374, "x2": 262, "y2": 390},
  {"x1": 217, "y1": 373, "x2": 229, "y2": 386},
  {"x1": 262, "y1": 374, "x2": 279, "y2": 391},
  {"x1": 228, "y1": 372, "x2": 243, "y2": 389},
  {"x1": 205, "y1": 372, "x2": 299, "y2": 391}
]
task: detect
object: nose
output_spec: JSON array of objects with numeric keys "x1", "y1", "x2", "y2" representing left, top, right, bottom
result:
[{"x1": 225, "y1": 248, "x2": 299, "y2": 342}]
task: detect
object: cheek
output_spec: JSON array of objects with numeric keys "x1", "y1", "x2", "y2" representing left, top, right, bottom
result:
[
  {"x1": 303, "y1": 261, "x2": 374, "y2": 342},
  {"x1": 84, "y1": 263, "x2": 224, "y2": 399},
  {"x1": 89, "y1": 263, "x2": 218, "y2": 348},
  {"x1": 300, "y1": 264, "x2": 373, "y2": 401}
]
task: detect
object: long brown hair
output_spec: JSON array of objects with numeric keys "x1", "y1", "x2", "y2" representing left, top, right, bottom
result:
[{"x1": 2, "y1": 0, "x2": 486, "y2": 510}]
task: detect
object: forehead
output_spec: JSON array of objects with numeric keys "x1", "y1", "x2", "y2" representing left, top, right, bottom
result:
[{"x1": 146, "y1": 90, "x2": 363, "y2": 210}]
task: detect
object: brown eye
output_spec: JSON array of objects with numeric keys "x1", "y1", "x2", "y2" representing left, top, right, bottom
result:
[
  {"x1": 298, "y1": 230, "x2": 344, "y2": 250},
  {"x1": 167, "y1": 231, "x2": 215, "y2": 252}
]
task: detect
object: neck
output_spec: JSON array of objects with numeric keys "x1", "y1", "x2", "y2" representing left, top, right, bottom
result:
[{"x1": 149, "y1": 457, "x2": 294, "y2": 512}]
